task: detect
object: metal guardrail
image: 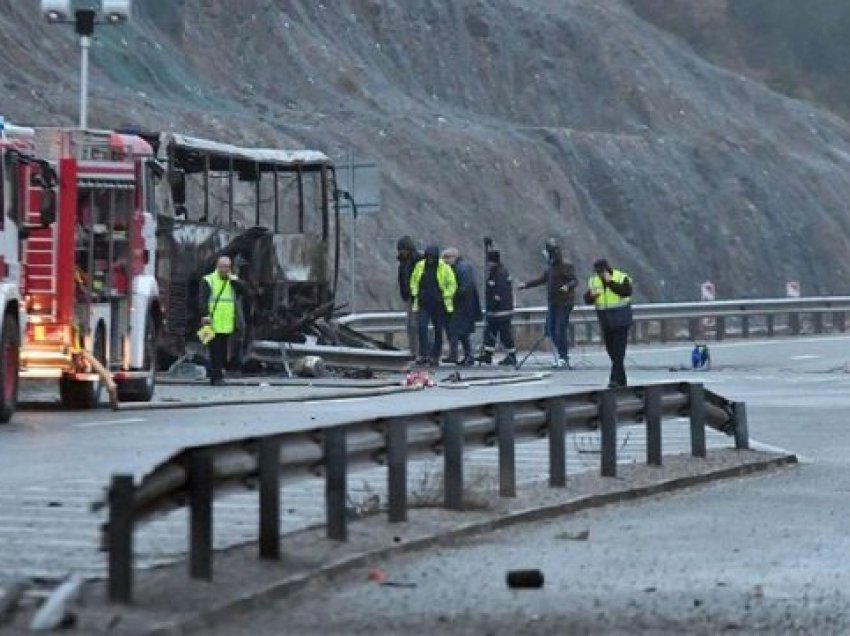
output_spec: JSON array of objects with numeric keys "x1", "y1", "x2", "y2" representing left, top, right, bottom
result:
[
  {"x1": 339, "y1": 297, "x2": 850, "y2": 346},
  {"x1": 102, "y1": 381, "x2": 748, "y2": 603}
]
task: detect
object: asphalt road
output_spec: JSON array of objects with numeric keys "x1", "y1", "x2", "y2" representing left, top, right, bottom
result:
[
  {"x1": 185, "y1": 334, "x2": 850, "y2": 635},
  {"x1": 0, "y1": 334, "x2": 847, "y2": 589}
]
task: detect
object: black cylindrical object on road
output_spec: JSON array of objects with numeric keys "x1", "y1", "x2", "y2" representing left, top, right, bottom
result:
[{"x1": 506, "y1": 569, "x2": 545, "y2": 589}]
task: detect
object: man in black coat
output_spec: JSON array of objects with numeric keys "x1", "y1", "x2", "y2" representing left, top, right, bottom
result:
[
  {"x1": 441, "y1": 247, "x2": 482, "y2": 365},
  {"x1": 518, "y1": 238, "x2": 577, "y2": 368},
  {"x1": 479, "y1": 249, "x2": 517, "y2": 367},
  {"x1": 396, "y1": 236, "x2": 422, "y2": 356}
]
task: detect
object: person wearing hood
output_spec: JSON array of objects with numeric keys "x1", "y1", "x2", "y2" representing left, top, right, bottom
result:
[
  {"x1": 396, "y1": 236, "x2": 423, "y2": 356},
  {"x1": 583, "y1": 258, "x2": 633, "y2": 388},
  {"x1": 518, "y1": 238, "x2": 577, "y2": 368},
  {"x1": 480, "y1": 249, "x2": 517, "y2": 367},
  {"x1": 410, "y1": 245, "x2": 457, "y2": 365},
  {"x1": 441, "y1": 247, "x2": 482, "y2": 365}
]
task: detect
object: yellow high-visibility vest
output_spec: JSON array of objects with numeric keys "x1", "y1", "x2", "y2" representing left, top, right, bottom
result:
[
  {"x1": 204, "y1": 272, "x2": 236, "y2": 335},
  {"x1": 410, "y1": 260, "x2": 457, "y2": 312},
  {"x1": 588, "y1": 269, "x2": 631, "y2": 310}
]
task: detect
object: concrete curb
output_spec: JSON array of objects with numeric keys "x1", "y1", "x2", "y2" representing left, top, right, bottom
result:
[
  {"x1": 142, "y1": 452, "x2": 797, "y2": 636},
  {"x1": 116, "y1": 385, "x2": 420, "y2": 411}
]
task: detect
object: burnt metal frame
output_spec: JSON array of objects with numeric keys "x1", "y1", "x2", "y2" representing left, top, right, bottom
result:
[{"x1": 104, "y1": 381, "x2": 748, "y2": 603}]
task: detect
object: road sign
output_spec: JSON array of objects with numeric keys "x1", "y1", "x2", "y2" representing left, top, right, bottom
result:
[
  {"x1": 336, "y1": 152, "x2": 380, "y2": 215},
  {"x1": 786, "y1": 281, "x2": 801, "y2": 298},
  {"x1": 700, "y1": 281, "x2": 716, "y2": 301}
]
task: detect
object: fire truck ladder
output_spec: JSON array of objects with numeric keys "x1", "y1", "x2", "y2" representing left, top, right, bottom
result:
[{"x1": 22, "y1": 167, "x2": 58, "y2": 318}]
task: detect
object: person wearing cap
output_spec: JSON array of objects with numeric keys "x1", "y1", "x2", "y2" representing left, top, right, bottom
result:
[
  {"x1": 410, "y1": 245, "x2": 457, "y2": 365},
  {"x1": 441, "y1": 247, "x2": 482, "y2": 365},
  {"x1": 583, "y1": 259, "x2": 633, "y2": 388},
  {"x1": 518, "y1": 238, "x2": 577, "y2": 368},
  {"x1": 480, "y1": 249, "x2": 517, "y2": 367},
  {"x1": 396, "y1": 236, "x2": 422, "y2": 356}
]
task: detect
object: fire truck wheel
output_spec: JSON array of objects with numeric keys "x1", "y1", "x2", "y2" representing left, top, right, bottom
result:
[
  {"x1": 116, "y1": 315, "x2": 157, "y2": 403},
  {"x1": 59, "y1": 325, "x2": 106, "y2": 409},
  {"x1": 0, "y1": 312, "x2": 20, "y2": 424}
]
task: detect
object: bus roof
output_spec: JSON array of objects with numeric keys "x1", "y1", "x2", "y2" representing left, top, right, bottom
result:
[{"x1": 160, "y1": 133, "x2": 331, "y2": 173}]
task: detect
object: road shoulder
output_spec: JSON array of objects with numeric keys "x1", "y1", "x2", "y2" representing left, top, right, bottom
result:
[{"x1": 30, "y1": 448, "x2": 797, "y2": 636}]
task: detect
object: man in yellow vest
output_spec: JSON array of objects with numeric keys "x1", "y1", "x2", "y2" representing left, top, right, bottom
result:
[
  {"x1": 584, "y1": 259, "x2": 633, "y2": 388},
  {"x1": 200, "y1": 256, "x2": 247, "y2": 385},
  {"x1": 410, "y1": 245, "x2": 457, "y2": 365}
]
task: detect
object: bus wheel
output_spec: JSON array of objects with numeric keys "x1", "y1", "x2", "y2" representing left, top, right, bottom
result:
[
  {"x1": 116, "y1": 314, "x2": 157, "y2": 403},
  {"x1": 60, "y1": 326, "x2": 106, "y2": 409},
  {"x1": 0, "y1": 312, "x2": 20, "y2": 423}
]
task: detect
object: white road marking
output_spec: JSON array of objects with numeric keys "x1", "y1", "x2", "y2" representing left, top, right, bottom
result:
[
  {"x1": 790, "y1": 355, "x2": 821, "y2": 360},
  {"x1": 74, "y1": 417, "x2": 147, "y2": 429}
]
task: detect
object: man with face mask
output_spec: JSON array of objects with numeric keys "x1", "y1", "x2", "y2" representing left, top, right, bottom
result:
[
  {"x1": 518, "y1": 238, "x2": 577, "y2": 368},
  {"x1": 583, "y1": 258, "x2": 633, "y2": 388},
  {"x1": 410, "y1": 245, "x2": 457, "y2": 365}
]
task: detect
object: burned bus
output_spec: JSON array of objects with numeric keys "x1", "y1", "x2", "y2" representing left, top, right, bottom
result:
[{"x1": 139, "y1": 132, "x2": 340, "y2": 368}]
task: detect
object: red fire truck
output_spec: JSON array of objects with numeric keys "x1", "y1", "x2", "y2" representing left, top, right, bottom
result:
[
  {"x1": 20, "y1": 128, "x2": 162, "y2": 407},
  {"x1": 0, "y1": 121, "x2": 56, "y2": 422}
]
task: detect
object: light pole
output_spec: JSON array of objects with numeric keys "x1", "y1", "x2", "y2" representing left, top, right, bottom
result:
[{"x1": 41, "y1": 0, "x2": 132, "y2": 129}]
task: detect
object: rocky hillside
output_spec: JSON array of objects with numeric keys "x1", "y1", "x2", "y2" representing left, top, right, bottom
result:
[
  {"x1": 3, "y1": 0, "x2": 850, "y2": 308},
  {"x1": 627, "y1": 0, "x2": 850, "y2": 120}
]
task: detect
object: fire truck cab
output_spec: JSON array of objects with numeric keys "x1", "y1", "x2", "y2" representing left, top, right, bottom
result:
[
  {"x1": 21, "y1": 128, "x2": 162, "y2": 407},
  {"x1": 0, "y1": 119, "x2": 54, "y2": 422}
]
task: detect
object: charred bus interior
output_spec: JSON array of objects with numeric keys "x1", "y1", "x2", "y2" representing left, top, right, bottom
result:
[{"x1": 143, "y1": 133, "x2": 351, "y2": 370}]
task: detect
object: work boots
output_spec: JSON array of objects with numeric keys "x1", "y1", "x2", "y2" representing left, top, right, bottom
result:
[
  {"x1": 498, "y1": 352, "x2": 517, "y2": 367},
  {"x1": 477, "y1": 351, "x2": 493, "y2": 365}
]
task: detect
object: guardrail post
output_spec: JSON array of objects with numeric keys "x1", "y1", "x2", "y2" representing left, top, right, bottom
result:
[
  {"x1": 688, "y1": 384, "x2": 707, "y2": 458},
  {"x1": 688, "y1": 318, "x2": 701, "y2": 341},
  {"x1": 716, "y1": 316, "x2": 726, "y2": 341},
  {"x1": 789, "y1": 312, "x2": 800, "y2": 335},
  {"x1": 496, "y1": 404, "x2": 516, "y2": 498},
  {"x1": 836, "y1": 312, "x2": 846, "y2": 333},
  {"x1": 732, "y1": 402, "x2": 750, "y2": 450},
  {"x1": 600, "y1": 390, "x2": 617, "y2": 477},
  {"x1": 108, "y1": 474, "x2": 134, "y2": 603},
  {"x1": 585, "y1": 323, "x2": 593, "y2": 344},
  {"x1": 767, "y1": 314, "x2": 775, "y2": 337},
  {"x1": 630, "y1": 323, "x2": 638, "y2": 345},
  {"x1": 547, "y1": 398, "x2": 566, "y2": 487},
  {"x1": 324, "y1": 428, "x2": 348, "y2": 541},
  {"x1": 387, "y1": 420, "x2": 408, "y2": 523},
  {"x1": 188, "y1": 451, "x2": 214, "y2": 580},
  {"x1": 569, "y1": 325, "x2": 576, "y2": 349},
  {"x1": 443, "y1": 412, "x2": 464, "y2": 510},
  {"x1": 813, "y1": 312, "x2": 824, "y2": 334},
  {"x1": 659, "y1": 319, "x2": 670, "y2": 343},
  {"x1": 258, "y1": 439, "x2": 281, "y2": 560},
  {"x1": 741, "y1": 315, "x2": 750, "y2": 338},
  {"x1": 644, "y1": 386, "x2": 662, "y2": 466}
]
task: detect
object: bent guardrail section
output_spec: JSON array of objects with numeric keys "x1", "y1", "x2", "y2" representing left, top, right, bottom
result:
[
  {"x1": 101, "y1": 381, "x2": 748, "y2": 603},
  {"x1": 339, "y1": 296, "x2": 850, "y2": 346}
]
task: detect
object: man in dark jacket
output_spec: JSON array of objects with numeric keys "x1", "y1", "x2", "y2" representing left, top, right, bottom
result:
[
  {"x1": 480, "y1": 249, "x2": 517, "y2": 367},
  {"x1": 441, "y1": 247, "x2": 482, "y2": 365},
  {"x1": 583, "y1": 258, "x2": 634, "y2": 388},
  {"x1": 518, "y1": 238, "x2": 577, "y2": 368},
  {"x1": 397, "y1": 236, "x2": 422, "y2": 356}
]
